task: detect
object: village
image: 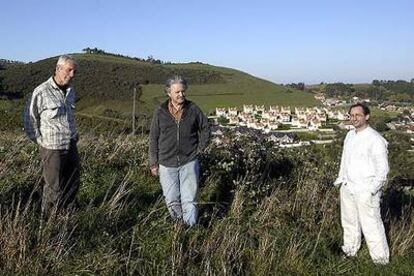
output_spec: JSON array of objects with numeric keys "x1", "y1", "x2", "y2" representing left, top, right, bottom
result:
[{"x1": 208, "y1": 95, "x2": 414, "y2": 148}]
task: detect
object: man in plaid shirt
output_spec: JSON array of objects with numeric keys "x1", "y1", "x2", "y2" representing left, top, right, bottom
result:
[{"x1": 24, "y1": 55, "x2": 80, "y2": 217}]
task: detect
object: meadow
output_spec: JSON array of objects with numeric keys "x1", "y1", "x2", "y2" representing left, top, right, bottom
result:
[{"x1": 0, "y1": 109, "x2": 413, "y2": 274}]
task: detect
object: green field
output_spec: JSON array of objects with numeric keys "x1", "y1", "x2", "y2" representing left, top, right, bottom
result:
[{"x1": 77, "y1": 82, "x2": 318, "y2": 117}]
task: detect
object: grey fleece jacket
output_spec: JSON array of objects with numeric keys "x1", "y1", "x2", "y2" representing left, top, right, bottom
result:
[{"x1": 149, "y1": 100, "x2": 210, "y2": 168}]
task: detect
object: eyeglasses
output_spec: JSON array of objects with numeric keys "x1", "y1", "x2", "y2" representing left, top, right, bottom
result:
[{"x1": 349, "y1": 114, "x2": 364, "y2": 119}]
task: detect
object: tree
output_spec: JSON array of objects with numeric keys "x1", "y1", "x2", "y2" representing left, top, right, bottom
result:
[
  {"x1": 372, "y1": 80, "x2": 381, "y2": 86},
  {"x1": 324, "y1": 82, "x2": 354, "y2": 98},
  {"x1": 217, "y1": 117, "x2": 229, "y2": 125},
  {"x1": 286, "y1": 82, "x2": 305, "y2": 91},
  {"x1": 82, "y1": 47, "x2": 91, "y2": 53}
]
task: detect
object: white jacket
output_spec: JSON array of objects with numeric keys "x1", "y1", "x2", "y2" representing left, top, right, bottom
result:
[{"x1": 335, "y1": 126, "x2": 389, "y2": 194}]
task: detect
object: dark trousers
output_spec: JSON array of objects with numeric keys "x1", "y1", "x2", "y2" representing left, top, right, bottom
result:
[{"x1": 39, "y1": 140, "x2": 80, "y2": 216}]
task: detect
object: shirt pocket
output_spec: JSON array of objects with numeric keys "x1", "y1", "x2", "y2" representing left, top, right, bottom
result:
[{"x1": 43, "y1": 101, "x2": 66, "y2": 120}]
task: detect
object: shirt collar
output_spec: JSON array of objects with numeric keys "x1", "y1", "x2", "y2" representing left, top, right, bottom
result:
[
  {"x1": 168, "y1": 100, "x2": 183, "y2": 112},
  {"x1": 352, "y1": 125, "x2": 371, "y2": 137},
  {"x1": 49, "y1": 77, "x2": 59, "y2": 89},
  {"x1": 49, "y1": 76, "x2": 73, "y2": 95}
]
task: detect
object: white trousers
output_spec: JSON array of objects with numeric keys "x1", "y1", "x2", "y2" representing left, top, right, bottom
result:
[{"x1": 340, "y1": 185, "x2": 389, "y2": 264}]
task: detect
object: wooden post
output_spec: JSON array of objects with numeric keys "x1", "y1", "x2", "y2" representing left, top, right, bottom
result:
[{"x1": 132, "y1": 87, "x2": 136, "y2": 135}]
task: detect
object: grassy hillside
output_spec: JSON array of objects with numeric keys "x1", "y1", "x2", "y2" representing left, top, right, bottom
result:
[{"x1": 0, "y1": 53, "x2": 318, "y2": 116}]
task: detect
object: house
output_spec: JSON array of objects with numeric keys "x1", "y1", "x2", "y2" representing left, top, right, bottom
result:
[
  {"x1": 255, "y1": 105, "x2": 265, "y2": 113},
  {"x1": 228, "y1": 107, "x2": 238, "y2": 116},
  {"x1": 328, "y1": 110, "x2": 348, "y2": 121},
  {"x1": 254, "y1": 122, "x2": 265, "y2": 130},
  {"x1": 266, "y1": 133, "x2": 295, "y2": 144},
  {"x1": 336, "y1": 111, "x2": 349, "y2": 121},
  {"x1": 269, "y1": 106, "x2": 280, "y2": 113},
  {"x1": 316, "y1": 113, "x2": 327, "y2": 122},
  {"x1": 296, "y1": 109, "x2": 307, "y2": 120},
  {"x1": 239, "y1": 112, "x2": 253, "y2": 122},
  {"x1": 246, "y1": 118, "x2": 257, "y2": 129},
  {"x1": 385, "y1": 105, "x2": 397, "y2": 112},
  {"x1": 279, "y1": 113, "x2": 291, "y2": 122},
  {"x1": 291, "y1": 115, "x2": 309, "y2": 128},
  {"x1": 261, "y1": 111, "x2": 270, "y2": 120},
  {"x1": 338, "y1": 122, "x2": 355, "y2": 130},
  {"x1": 243, "y1": 104, "x2": 254, "y2": 113},
  {"x1": 267, "y1": 111, "x2": 279, "y2": 121},
  {"x1": 215, "y1": 107, "x2": 226, "y2": 117},
  {"x1": 269, "y1": 122, "x2": 279, "y2": 130},
  {"x1": 309, "y1": 118, "x2": 322, "y2": 130},
  {"x1": 291, "y1": 116, "x2": 300, "y2": 128},
  {"x1": 281, "y1": 106, "x2": 291, "y2": 114},
  {"x1": 228, "y1": 116, "x2": 239, "y2": 125},
  {"x1": 314, "y1": 107, "x2": 323, "y2": 114},
  {"x1": 295, "y1": 107, "x2": 306, "y2": 117}
]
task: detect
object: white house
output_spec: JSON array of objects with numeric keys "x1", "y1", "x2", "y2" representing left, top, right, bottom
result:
[
  {"x1": 228, "y1": 107, "x2": 238, "y2": 117},
  {"x1": 243, "y1": 104, "x2": 254, "y2": 113},
  {"x1": 215, "y1": 107, "x2": 226, "y2": 117}
]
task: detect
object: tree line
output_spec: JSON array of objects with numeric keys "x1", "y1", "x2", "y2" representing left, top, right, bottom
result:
[
  {"x1": 320, "y1": 81, "x2": 414, "y2": 103},
  {"x1": 82, "y1": 47, "x2": 164, "y2": 64}
]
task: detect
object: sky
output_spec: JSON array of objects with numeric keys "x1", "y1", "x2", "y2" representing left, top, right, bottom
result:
[{"x1": 1, "y1": 0, "x2": 413, "y2": 84}]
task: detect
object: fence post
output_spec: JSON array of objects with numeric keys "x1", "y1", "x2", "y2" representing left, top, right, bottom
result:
[{"x1": 132, "y1": 87, "x2": 136, "y2": 135}]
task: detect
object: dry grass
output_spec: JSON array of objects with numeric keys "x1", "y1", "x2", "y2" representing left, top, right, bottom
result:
[{"x1": 0, "y1": 131, "x2": 413, "y2": 274}]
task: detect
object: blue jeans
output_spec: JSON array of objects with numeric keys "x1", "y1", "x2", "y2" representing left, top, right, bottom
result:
[{"x1": 159, "y1": 159, "x2": 200, "y2": 226}]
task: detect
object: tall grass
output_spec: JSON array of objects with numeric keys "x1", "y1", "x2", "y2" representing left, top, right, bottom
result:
[{"x1": 0, "y1": 130, "x2": 413, "y2": 274}]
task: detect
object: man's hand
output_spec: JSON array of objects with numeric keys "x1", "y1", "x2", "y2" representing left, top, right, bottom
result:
[
  {"x1": 150, "y1": 165, "x2": 159, "y2": 176},
  {"x1": 333, "y1": 178, "x2": 343, "y2": 187}
]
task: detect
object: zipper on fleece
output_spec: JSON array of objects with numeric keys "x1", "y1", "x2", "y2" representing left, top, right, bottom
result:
[
  {"x1": 165, "y1": 105, "x2": 183, "y2": 167},
  {"x1": 176, "y1": 120, "x2": 180, "y2": 166}
]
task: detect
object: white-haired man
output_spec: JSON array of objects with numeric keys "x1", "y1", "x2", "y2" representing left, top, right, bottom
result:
[
  {"x1": 24, "y1": 55, "x2": 80, "y2": 217},
  {"x1": 149, "y1": 76, "x2": 210, "y2": 226}
]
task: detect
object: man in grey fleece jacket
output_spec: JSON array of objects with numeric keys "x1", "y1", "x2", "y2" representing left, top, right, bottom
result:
[{"x1": 149, "y1": 76, "x2": 210, "y2": 226}]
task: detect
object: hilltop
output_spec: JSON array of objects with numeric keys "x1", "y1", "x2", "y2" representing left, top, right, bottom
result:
[{"x1": 0, "y1": 53, "x2": 317, "y2": 116}]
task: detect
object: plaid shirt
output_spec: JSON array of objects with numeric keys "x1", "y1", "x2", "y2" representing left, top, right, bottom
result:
[
  {"x1": 168, "y1": 100, "x2": 183, "y2": 121},
  {"x1": 24, "y1": 77, "x2": 78, "y2": 150}
]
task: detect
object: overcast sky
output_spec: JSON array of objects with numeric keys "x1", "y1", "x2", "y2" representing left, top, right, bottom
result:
[{"x1": 1, "y1": 0, "x2": 413, "y2": 84}]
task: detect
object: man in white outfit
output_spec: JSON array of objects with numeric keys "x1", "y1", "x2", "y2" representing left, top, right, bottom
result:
[{"x1": 334, "y1": 103, "x2": 390, "y2": 264}]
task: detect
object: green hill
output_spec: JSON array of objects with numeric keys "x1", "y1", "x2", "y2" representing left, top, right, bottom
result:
[{"x1": 0, "y1": 53, "x2": 318, "y2": 117}]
